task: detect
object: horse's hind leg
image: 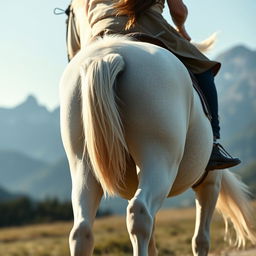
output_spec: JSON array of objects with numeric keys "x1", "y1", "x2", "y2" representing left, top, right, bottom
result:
[
  {"x1": 60, "y1": 87, "x2": 103, "y2": 256},
  {"x1": 126, "y1": 145, "x2": 180, "y2": 256},
  {"x1": 148, "y1": 221, "x2": 158, "y2": 256},
  {"x1": 68, "y1": 159, "x2": 103, "y2": 256},
  {"x1": 192, "y1": 171, "x2": 222, "y2": 256}
]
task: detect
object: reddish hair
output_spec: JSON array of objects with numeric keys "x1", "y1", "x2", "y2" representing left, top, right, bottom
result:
[{"x1": 115, "y1": 0, "x2": 156, "y2": 29}]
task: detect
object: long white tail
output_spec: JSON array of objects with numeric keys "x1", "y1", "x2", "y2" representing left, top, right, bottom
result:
[
  {"x1": 81, "y1": 53, "x2": 127, "y2": 196},
  {"x1": 216, "y1": 170, "x2": 256, "y2": 247}
]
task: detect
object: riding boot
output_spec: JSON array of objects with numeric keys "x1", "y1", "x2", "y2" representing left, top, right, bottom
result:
[{"x1": 206, "y1": 143, "x2": 241, "y2": 171}]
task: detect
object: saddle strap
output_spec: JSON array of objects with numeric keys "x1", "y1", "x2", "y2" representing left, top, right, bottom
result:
[{"x1": 191, "y1": 169, "x2": 210, "y2": 188}]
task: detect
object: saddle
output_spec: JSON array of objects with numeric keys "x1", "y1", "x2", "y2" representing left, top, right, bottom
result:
[{"x1": 127, "y1": 32, "x2": 212, "y2": 121}]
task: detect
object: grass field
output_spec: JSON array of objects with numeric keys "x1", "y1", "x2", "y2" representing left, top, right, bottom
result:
[{"x1": 0, "y1": 207, "x2": 255, "y2": 256}]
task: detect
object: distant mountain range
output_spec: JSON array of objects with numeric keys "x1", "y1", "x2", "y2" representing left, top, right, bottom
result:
[
  {"x1": 0, "y1": 95, "x2": 64, "y2": 163},
  {"x1": 0, "y1": 186, "x2": 19, "y2": 202},
  {"x1": 0, "y1": 150, "x2": 71, "y2": 200},
  {"x1": 0, "y1": 45, "x2": 255, "y2": 213},
  {"x1": 216, "y1": 45, "x2": 256, "y2": 164}
]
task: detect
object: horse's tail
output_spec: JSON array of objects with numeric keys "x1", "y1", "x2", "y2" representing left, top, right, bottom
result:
[
  {"x1": 216, "y1": 170, "x2": 256, "y2": 247},
  {"x1": 80, "y1": 53, "x2": 127, "y2": 196},
  {"x1": 192, "y1": 32, "x2": 218, "y2": 53}
]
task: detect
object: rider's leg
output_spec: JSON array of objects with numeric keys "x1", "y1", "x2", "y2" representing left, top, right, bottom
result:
[
  {"x1": 194, "y1": 70, "x2": 241, "y2": 170},
  {"x1": 192, "y1": 171, "x2": 222, "y2": 256},
  {"x1": 194, "y1": 70, "x2": 220, "y2": 139}
]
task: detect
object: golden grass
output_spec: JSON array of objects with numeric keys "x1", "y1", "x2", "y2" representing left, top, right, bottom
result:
[{"x1": 0, "y1": 207, "x2": 255, "y2": 256}]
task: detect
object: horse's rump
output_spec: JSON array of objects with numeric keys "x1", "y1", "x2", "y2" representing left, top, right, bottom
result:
[{"x1": 71, "y1": 36, "x2": 212, "y2": 197}]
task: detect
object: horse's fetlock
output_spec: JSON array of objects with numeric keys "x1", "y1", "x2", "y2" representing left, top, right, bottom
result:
[
  {"x1": 127, "y1": 199, "x2": 153, "y2": 239},
  {"x1": 192, "y1": 234, "x2": 210, "y2": 255},
  {"x1": 69, "y1": 221, "x2": 94, "y2": 256},
  {"x1": 70, "y1": 221, "x2": 94, "y2": 244}
]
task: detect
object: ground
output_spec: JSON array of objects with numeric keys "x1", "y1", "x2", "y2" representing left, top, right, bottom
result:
[{"x1": 0, "y1": 207, "x2": 255, "y2": 256}]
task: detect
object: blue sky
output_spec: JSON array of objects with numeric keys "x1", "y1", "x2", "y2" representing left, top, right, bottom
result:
[{"x1": 0, "y1": 0, "x2": 255, "y2": 110}]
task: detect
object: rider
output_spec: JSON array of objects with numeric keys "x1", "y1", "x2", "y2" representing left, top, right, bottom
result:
[{"x1": 68, "y1": 0, "x2": 241, "y2": 170}]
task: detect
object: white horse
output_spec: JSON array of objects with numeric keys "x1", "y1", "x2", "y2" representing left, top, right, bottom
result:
[{"x1": 59, "y1": 1, "x2": 256, "y2": 255}]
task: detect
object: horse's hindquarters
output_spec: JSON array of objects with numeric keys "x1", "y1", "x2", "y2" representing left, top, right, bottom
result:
[
  {"x1": 114, "y1": 42, "x2": 212, "y2": 198},
  {"x1": 169, "y1": 89, "x2": 213, "y2": 196},
  {"x1": 113, "y1": 42, "x2": 211, "y2": 198},
  {"x1": 61, "y1": 38, "x2": 212, "y2": 199}
]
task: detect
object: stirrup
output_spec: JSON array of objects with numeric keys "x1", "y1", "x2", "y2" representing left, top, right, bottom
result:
[{"x1": 206, "y1": 143, "x2": 241, "y2": 171}]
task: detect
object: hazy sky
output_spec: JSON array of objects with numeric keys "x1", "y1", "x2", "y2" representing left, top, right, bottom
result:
[{"x1": 1, "y1": 0, "x2": 255, "y2": 110}]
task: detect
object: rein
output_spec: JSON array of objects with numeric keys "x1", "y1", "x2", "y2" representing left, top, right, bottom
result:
[
  {"x1": 54, "y1": 4, "x2": 79, "y2": 61},
  {"x1": 53, "y1": 2, "x2": 71, "y2": 15}
]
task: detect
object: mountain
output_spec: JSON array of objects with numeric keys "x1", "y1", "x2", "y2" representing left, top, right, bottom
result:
[
  {"x1": 240, "y1": 160, "x2": 256, "y2": 196},
  {"x1": 22, "y1": 157, "x2": 71, "y2": 200},
  {"x1": 0, "y1": 95, "x2": 64, "y2": 163},
  {"x1": 215, "y1": 45, "x2": 256, "y2": 165},
  {"x1": 0, "y1": 150, "x2": 71, "y2": 201},
  {"x1": 0, "y1": 150, "x2": 48, "y2": 194},
  {"x1": 0, "y1": 186, "x2": 19, "y2": 202}
]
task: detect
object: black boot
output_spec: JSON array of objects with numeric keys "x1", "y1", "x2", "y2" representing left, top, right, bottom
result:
[{"x1": 206, "y1": 143, "x2": 241, "y2": 171}]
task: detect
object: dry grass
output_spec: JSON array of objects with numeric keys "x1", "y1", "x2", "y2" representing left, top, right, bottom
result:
[{"x1": 0, "y1": 207, "x2": 255, "y2": 256}]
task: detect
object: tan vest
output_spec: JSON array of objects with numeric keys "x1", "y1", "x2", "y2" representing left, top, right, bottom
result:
[
  {"x1": 87, "y1": 0, "x2": 220, "y2": 75},
  {"x1": 88, "y1": 0, "x2": 165, "y2": 27}
]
